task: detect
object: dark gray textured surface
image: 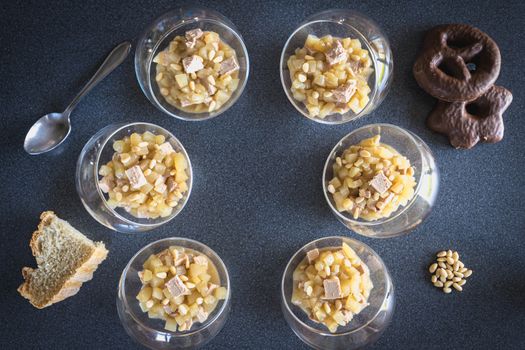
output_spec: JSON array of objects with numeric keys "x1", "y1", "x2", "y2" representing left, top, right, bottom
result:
[{"x1": 1, "y1": 0, "x2": 524, "y2": 349}]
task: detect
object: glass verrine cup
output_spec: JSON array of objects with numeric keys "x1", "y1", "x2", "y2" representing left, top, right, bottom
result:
[
  {"x1": 281, "y1": 236, "x2": 395, "y2": 349},
  {"x1": 76, "y1": 122, "x2": 192, "y2": 233},
  {"x1": 117, "y1": 237, "x2": 231, "y2": 350},
  {"x1": 280, "y1": 9, "x2": 393, "y2": 124},
  {"x1": 135, "y1": 7, "x2": 249, "y2": 121},
  {"x1": 323, "y1": 123, "x2": 439, "y2": 238}
]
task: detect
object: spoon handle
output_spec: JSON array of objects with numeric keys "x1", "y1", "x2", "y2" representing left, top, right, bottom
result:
[{"x1": 64, "y1": 41, "x2": 131, "y2": 115}]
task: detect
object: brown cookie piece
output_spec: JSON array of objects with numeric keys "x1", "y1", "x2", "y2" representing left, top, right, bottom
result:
[
  {"x1": 427, "y1": 85, "x2": 512, "y2": 149},
  {"x1": 414, "y1": 24, "x2": 501, "y2": 102}
]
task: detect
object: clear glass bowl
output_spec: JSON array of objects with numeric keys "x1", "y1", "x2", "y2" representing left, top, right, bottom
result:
[
  {"x1": 323, "y1": 123, "x2": 439, "y2": 238},
  {"x1": 280, "y1": 9, "x2": 393, "y2": 124},
  {"x1": 76, "y1": 122, "x2": 193, "y2": 233},
  {"x1": 281, "y1": 236, "x2": 395, "y2": 350},
  {"x1": 117, "y1": 237, "x2": 231, "y2": 349},
  {"x1": 135, "y1": 7, "x2": 250, "y2": 121}
]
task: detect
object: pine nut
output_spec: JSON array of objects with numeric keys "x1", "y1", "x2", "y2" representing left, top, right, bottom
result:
[
  {"x1": 429, "y1": 263, "x2": 438, "y2": 273},
  {"x1": 463, "y1": 270, "x2": 473, "y2": 278},
  {"x1": 454, "y1": 272, "x2": 464, "y2": 278},
  {"x1": 447, "y1": 250, "x2": 452, "y2": 257},
  {"x1": 437, "y1": 257, "x2": 447, "y2": 262},
  {"x1": 302, "y1": 62, "x2": 309, "y2": 73},
  {"x1": 444, "y1": 281, "x2": 453, "y2": 288},
  {"x1": 453, "y1": 277, "x2": 462, "y2": 282},
  {"x1": 438, "y1": 262, "x2": 447, "y2": 269},
  {"x1": 458, "y1": 279, "x2": 466, "y2": 286},
  {"x1": 434, "y1": 281, "x2": 444, "y2": 288},
  {"x1": 443, "y1": 287, "x2": 452, "y2": 294},
  {"x1": 446, "y1": 257, "x2": 455, "y2": 265},
  {"x1": 452, "y1": 251, "x2": 459, "y2": 261},
  {"x1": 437, "y1": 251, "x2": 447, "y2": 257},
  {"x1": 431, "y1": 275, "x2": 438, "y2": 283},
  {"x1": 452, "y1": 283, "x2": 463, "y2": 291}
]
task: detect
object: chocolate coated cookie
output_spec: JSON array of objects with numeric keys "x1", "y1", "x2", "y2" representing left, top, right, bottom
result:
[
  {"x1": 414, "y1": 24, "x2": 501, "y2": 102},
  {"x1": 427, "y1": 85, "x2": 512, "y2": 149}
]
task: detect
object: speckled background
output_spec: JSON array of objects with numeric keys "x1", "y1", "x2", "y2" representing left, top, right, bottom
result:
[{"x1": 1, "y1": 0, "x2": 524, "y2": 349}]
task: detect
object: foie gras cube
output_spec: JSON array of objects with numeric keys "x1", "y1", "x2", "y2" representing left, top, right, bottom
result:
[
  {"x1": 369, "y1": 171, "x2": 392, "y2": 195},
  {"x1": 332, "y1": 80, "x2": 357, "y2": 104},
  {"x1": 325, "y1": 40, "x2": 347, "y2": 66},
  {"x1": 218, "y1": 57, "x2": 239, "y2": 76},
  {"x1": 125, "y1": 165, "x2": 148, "y2": 189},
  {"x1": 323, "y1": 277, "x2": 342, "y2": 300},
  {"x1": 306, "y1": 248, "x2": 320, "y2": 264},
  {"x1": 165, "y1": 275, "x2": 190, "y2": 298},
  {"x1": 182, "y1": 55, "x2": 204, "y2": 74}
]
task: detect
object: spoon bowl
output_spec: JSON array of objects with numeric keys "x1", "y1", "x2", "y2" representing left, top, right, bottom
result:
[{"x1": 24, "y1": 113, "x2": 71, "y2": 155}]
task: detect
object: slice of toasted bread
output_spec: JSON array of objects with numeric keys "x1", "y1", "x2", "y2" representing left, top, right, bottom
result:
[{"x1": 18, "y1": 211, "x2": 108, "y2": 308}]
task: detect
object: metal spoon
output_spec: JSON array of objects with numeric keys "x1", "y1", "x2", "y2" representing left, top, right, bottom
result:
[{"x1": 24, "y1": 41, "x2": 132, "y2": 155}]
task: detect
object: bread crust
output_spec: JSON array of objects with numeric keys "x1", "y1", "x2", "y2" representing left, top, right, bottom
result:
[{"x1": 18, "y1": 211, "x2": 108, "y2": 309}]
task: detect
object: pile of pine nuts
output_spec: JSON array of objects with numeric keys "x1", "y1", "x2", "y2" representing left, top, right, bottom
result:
[{"x1": 428, "y1": 250, "x2": 472, "y2": 293}]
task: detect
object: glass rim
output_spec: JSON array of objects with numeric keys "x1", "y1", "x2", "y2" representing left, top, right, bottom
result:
[
  {"x1": 91, "y1": 122, "x2": 193, "y2": 228},
  {"x1": 118, "y1": 237, "x2": 231, "y2": 337},
  {"x1": 135, "y1": 7, "x2": 250, "y2": 122},
  {"x1": 279, "y1": 12, "x2": 383, "y2": 125},
  {"x1": 280, "y1": 235, "x2": 392, "y2": 336},
  {"x1": 322, "y1": 123, "x2": 426, "y2": 227}
]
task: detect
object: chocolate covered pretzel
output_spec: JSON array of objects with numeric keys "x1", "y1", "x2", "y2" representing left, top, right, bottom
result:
[
  {"x1": 413, "y1": 24, "x2": 501, "y2": 102},
  {"x1": 427, "y1": 85, "x2": 512, "y2": 149}
]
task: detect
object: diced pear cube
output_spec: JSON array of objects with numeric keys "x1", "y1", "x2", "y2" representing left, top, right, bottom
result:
[
  {"x1": 164, "y1": 317, "x2": 178, "y2": 332},
  {"x1": 136, "y1": 286, "x2": 152, "y2": 303},
  {"x1": 214, "y1": 286, "x2": 228, "y2": 300},
  {"x1": 175, "y1": 73, "x2": 189, "y2": 88}
]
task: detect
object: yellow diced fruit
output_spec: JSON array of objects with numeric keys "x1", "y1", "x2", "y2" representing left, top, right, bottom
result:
[
  {"x1": 144, "y1": 255, "x2": 163, "y2": 270},
  {"x1": 149, "y1": 276, "x2": 164, "y2": 288},
  {"x1": 178, "y1": 181, "x2": 188, "y2": 193},
  {"x1": 139, "y1": 302, "x2": 149, "y2": 312},
  {"x1": 175, "y1": 170, "x2": 188, "y2": 183},
  {"x1": 175, "y1": 314, "x2": 186, "y2": 326},
  {"x1": 130, "y1": 133, "x2": 142, "y2": 146},
  {"x1": 148, "y1": 303, "x2": 165, "y2": 319},
  {"x1": 325, "y1": 318, "x2": 339, "y2": 333},
  {"x1": 196, "y1": 281, "x2": 208, "y2": 295},
  {"x1": 142, "y1": 131, "x2": 155, "y2": 142},
  {"x1": 199, "y1": 273, "x2": 211, "y2": 284},
  {"x1": 349, "y1": 96, "x2": 360, "y2": 113},
  {"x1": 189, "y1": 303, "x2": 199, "y2": 317},
  {"x1": 153, "y1": 265, "x2": 170, "y2": 274},
  {"x1": 332, "y1": 311, "x2": 347, "y2": 326},
  {"x1": 142, "y1": 269, "x2": 153, "y2": 282},
  {"x1": 164, "y1": 317, "x2": 178, "y2": 332},
  {"x1": 175, "y1": 73, "x2": 189, "y2": 88},
  {"x1": 189, "y1": 263, "x2": 208, "y2": 280},
  {"x1": 152, "y1": 287, "x2": 164, "y2": 300},
  {"x1": 136, "y1": 286, "x2": 152, "y2": 303},
  {"x1": 173, "y1": 152, "x2": 188, "y2": 171},
  {"x1": 186, "y1": 291, "x2": 199, "y2": 305},
  {"x1": 329, "y1": 177, "x2": 342, "y2": 189},
  {"x1": 342, "y1": 242, "x2": 359, "y2": 262},
  {"x1": 204, "y1": 31, "x2": 220, "y2": 44},
  {"x1": 214, "y1": 286, "x2": 228, "y2": 300},
  {"x1": 340, "y1": 279, "x2": 351, "y2": 297}
]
